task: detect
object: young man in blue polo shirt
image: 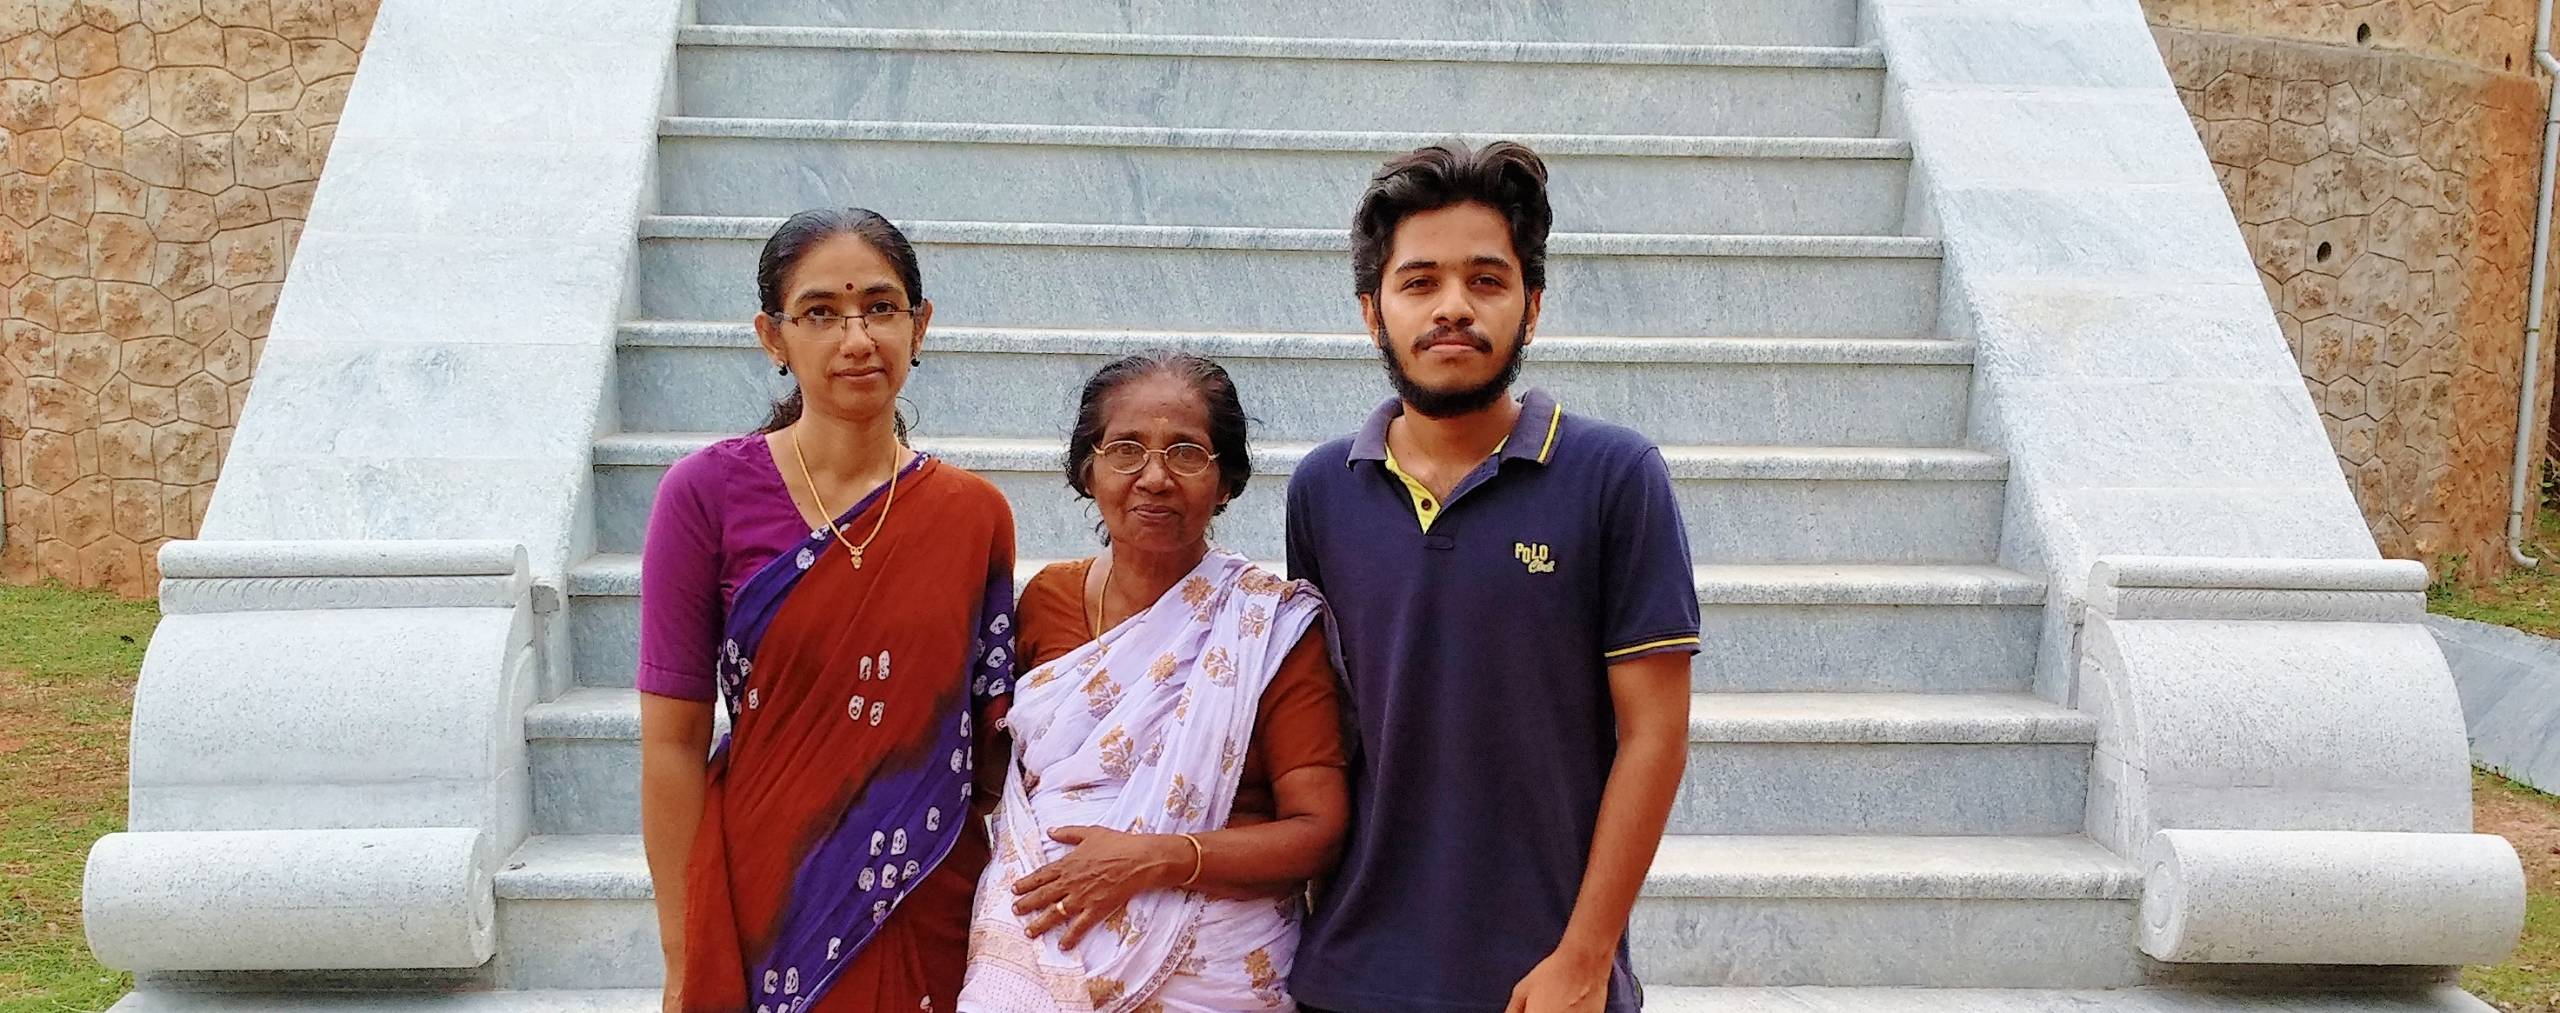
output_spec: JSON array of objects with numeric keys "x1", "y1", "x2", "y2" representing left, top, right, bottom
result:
[{"x1": 1285, "y1": 142, "x2": 1700, "y2": 1013}]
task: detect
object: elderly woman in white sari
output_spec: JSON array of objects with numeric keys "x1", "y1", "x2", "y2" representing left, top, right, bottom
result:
[{"x1": 961, "y1": 352, "x2": 1350, "y2": 1012}]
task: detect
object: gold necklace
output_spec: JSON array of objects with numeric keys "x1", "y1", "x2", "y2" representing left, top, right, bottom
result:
[
  {"x1": 789, "y1": 429, "x2": 901, "y2": 570},
  {"x1": 1088, "y1": 557, "x2": 1116, "y2": 639}
]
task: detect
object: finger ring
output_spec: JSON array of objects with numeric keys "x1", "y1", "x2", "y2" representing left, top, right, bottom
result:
[{"x1": 1052, "y1": 903, "x2": 1066, "y2": 917}]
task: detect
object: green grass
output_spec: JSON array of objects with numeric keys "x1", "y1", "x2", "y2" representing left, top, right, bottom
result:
[
  {"x1": 2468, "y1": 891, "x2": 2560, "y2": 1008},
  {"x1": 2429, "y1": 500, "x2": 2560, "y2": 637},
  {"x1": 2470, "y1": 768, "x2": 2560, "y2": 1010},
  {"x1": 0, "y1": 583, "x2": 157, "y2": 1012}
]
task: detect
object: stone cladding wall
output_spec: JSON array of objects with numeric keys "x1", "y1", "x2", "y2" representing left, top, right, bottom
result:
[
  {"x1": 0, "y1": 0, "x2": 375, "y2": 593},
  {"x1": 2146, "y1": 0, "x2": 2560, "y2": 581}
]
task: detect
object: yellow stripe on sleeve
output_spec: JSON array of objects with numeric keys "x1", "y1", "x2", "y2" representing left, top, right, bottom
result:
[{"x1": 1604, "y1": 636, "x2": 1702, "y2": 659}]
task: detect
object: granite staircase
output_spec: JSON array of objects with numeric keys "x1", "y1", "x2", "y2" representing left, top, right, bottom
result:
[
  {"x1": 521, "y1": 0, "x2": 2142, "y2": 1002},
  {"x1": 97, "y1": 0, "x2": 2507, "y2": 1009}
]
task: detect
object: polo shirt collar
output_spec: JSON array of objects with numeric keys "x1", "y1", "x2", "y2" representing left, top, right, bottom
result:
[{"x1": 1346, "y1": 388, "x2": 1565, "y2": 466}]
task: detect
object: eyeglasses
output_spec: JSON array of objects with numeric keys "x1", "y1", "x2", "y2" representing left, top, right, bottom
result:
[
  {"x1": 775, "y1": 305, "x2": 922, "y2": 340},
  {"x1": 1094, "y1": 441, "x2": 1218, "y2": 477}
]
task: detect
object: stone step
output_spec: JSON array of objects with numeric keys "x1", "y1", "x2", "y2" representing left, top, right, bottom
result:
[
  {"x1": 1638, "y1": 833, "x2": 2141, "y2": 987},
  {"x1": 491, "y1": 832, "x2": 2140, "y2": 990},
  {"x1": 634, "y1": 218, "x2": 1944, "y2": 338},
  {"x1": 614, "y1": 325, "x2": 1975, "y2": 446},
  {"x1": 656, "y1": 118, "x2": 1912, "y2": 235},
  {"x1": 1676, "y1": 692, "x2": 2093, "y2": 836},
  {"x1": 565, "y1": 556, "x2": 2045, "y2": 695},
  {"x1": 528, "y1": 687, "x2": 2083, "y2": 837},
  {"x1": 589, "y1": 432, "x2": 2008, "y2": 564},
  {"x1": 1690, "y1": 564, "x2": 2045, "y2": 695},
  {"x1": 525, "y1": 688, "x2": 648, "y2": 837},
  {"x1": 492, "y1": 836, "x2": 661, "y2": 992},
  {"x1": 689, "y1": 0, "x2": 1862, "y2": 48},
  {"x1": 672, "y1": 27, "x2": 1885, "y2": 137}
]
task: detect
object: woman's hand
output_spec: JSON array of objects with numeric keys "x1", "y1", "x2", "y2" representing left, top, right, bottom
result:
[{"x1": 1011, "y1": 825, "x2": 1187, "y2": 948}]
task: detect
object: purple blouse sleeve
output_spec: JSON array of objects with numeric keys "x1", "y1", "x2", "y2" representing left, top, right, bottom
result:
[{"x1": 637, "y1": 452, "x2": 725, "y2": 702}]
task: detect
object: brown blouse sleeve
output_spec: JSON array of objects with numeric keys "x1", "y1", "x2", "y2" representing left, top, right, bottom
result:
[
  {"x1": 1015, "y1": 560, "x2": 1093, "y2": 671},
  {"x1": 1249, "y1": 624, "x2": 1348, "y2": 782}
]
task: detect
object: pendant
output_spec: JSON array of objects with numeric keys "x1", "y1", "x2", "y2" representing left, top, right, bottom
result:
[{"x1": 849, "y1": 547, "x2": 866, "y2": 570}]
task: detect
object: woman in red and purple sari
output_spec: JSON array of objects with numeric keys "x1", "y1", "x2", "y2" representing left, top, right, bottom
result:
[{"x1": 637, "y1": 208, "x2": 1016, "y2": 1013}]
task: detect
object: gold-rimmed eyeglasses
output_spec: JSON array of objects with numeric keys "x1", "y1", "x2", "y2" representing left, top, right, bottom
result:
[
  {"x1": 774, "y1": 305, "x2": 923, "y2": 340},
  {"x1": 1094, "y1": 441, "x2": 1218, "y2": 477}
]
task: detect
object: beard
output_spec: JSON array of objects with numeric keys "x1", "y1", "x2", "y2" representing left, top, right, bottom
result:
[{"x1": 1377, "y1": 320, "x2": 1528, "y2": 419}]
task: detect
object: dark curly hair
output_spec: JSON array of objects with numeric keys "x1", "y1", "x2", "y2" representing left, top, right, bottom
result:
[{"x1": 1350, "y1": 141, "x2": 1553, "y2": 298}]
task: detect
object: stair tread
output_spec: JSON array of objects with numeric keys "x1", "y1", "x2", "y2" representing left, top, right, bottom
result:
[
  {"x1": 1648, "y1": 833, "x2": 2138, "y2": 899},
  {"x1": 675, "y1": 24, "x2": 1887, "y2": 70},
  {"x1": 594, "y1": 432, "x2": 2008, "y2": 480},
  {"x1": 497, "y1": 835, "x2": 655, "y2": 900},
  {"x1": 641, "y1": 215, "x2": 1941, "y2": 258},
  {"x1": 618, "y1": 323, "x2": 1976, "y2": 363},
  {"x1": 525, "y1": 688, "x2": 642, "y2": 739},
  {"x1": 1691, "y1": 692, "x2": 2093, "y2": 744},
  {"x1": 500, "y1": 832, "x2": 2135, "y2": 903},
  {"x1": 1693, "y1": 564, "x2": 2045, "y2": 605},
  {"x1": 661, "y1": 116, "x2": 1912, "y2": 159},
  {"x1": 532, "y1": 688, "x2": 2085, "y2": 744},
  {"x1": 570, "y1": 555, "x2": 2044, "y2": 604}
]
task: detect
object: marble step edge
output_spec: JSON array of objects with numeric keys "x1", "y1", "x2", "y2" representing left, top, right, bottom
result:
[
  {"x1": 660, "y1": 116, "x2": 1913, "y2": 160},
  {"x1": 617, "y1": 323, "x2": 1976, "y2": 364},
  {"x1": 527, "y1": 687, "x2": 2089, "y2": 745},
  {"x1": 568, "y1": 556, "x2": 2050, "y2": 607},
  {"x1": 637, "y1": 215, "x2": 1942, "y2": 259},
  {"x1": 593, "y1": 433, "x2": 2010, "y2": 483},
  {"x1": 674, "y1": 24, "x2": 1886, "y2": 69},
  {"x1": 496, "y1": 832, "x2": 2137, "y2": 903}
]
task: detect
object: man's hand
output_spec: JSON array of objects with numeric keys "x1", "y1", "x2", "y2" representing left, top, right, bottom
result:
[{"x1": 1503, "y1": 943, "x2": 1611, "y2": 1013}]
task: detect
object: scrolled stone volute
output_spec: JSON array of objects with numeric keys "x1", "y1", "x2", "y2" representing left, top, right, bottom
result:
[
  {"x1": 83, "y1": 827, "x2": 495, "y2": 971},
  {"x1": 2138, "y1": 828, "x2": 2523, "y2": 966}
]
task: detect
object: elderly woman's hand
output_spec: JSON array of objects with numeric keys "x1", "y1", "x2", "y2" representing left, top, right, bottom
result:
[{"x1": 1012, "y1": 825, "x2": 1191, "y2": 948}]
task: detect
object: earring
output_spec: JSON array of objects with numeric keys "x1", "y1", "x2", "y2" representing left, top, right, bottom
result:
[
  {"x1": 911, "y1": 356, "x2": 921, "y2": 367},
  {"x1": 776, "y1": 363, "x2": 789, "y2": 376}
]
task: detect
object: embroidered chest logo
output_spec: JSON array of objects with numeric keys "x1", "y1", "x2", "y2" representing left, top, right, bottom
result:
[{"x1": 1515, "y1": 542, "x2": 1557, "y2": 574}]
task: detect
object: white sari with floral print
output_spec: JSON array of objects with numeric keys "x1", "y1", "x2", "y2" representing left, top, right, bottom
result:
[{"x1": 959, "y1": 551, "x2": 1326, "y2": 1012}]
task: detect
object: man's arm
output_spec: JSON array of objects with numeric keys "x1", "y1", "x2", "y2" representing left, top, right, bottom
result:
[
  {"x1": 1506, "y1": 652, "x2": 1690, "y2": 1013},
  {"x1": 1513, "y1": 443, "x2": 1699, "y2": 1012}
]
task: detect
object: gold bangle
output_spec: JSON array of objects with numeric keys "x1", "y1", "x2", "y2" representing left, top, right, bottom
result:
[{"x1": 1178, "y1": 832, "x2": 1205, "y2": 888}]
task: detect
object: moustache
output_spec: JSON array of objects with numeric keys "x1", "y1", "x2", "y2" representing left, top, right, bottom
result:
[{"x1": 1410, "y1": 326, "x2": 1493, "y2": 354}]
